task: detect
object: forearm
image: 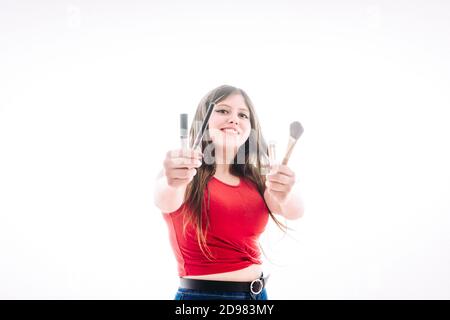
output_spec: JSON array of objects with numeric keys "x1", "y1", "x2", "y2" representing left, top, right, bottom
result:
[
  {"x1": 153, "y1": 170, "x2": 187, "y2": 213},
  {"x1": 264, "y1": 186, "x2": 305, "y2": 220}
]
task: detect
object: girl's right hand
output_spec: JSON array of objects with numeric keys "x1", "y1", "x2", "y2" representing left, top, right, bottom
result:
[{"x1": 163, "y1": 149, "x2": 203, "y2": 188}]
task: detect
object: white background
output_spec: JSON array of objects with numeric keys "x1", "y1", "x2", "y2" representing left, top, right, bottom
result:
[{"x1": 1, "y1": 0, "x2": 449, "y2": 299}]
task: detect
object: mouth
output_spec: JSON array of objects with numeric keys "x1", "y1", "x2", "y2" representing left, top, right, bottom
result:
[{"x1": 220, "y1": 128, "x2": 239, "y2": 135}]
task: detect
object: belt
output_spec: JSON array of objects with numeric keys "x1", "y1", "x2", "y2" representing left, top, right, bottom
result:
[{"x1": 179, "y1": 272, "x2": 270, "y2": 295}]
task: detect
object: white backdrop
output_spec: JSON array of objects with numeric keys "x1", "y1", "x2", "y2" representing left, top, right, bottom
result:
[{"x1": 1, "y1": 0, "x2": 449, "y2": 299}]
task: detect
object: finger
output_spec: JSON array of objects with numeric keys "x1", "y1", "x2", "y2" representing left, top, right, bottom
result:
[
  {"x1": 167, "y1": 168, "x2": 197, "y2": 179},
  {"x1": 166, "y1": 158, "x2": 202, "y2": 169},
  {"x1": 266, "y1": 180, "x2": 291, "y2": 193},
  {"x1": 273, "y1": 164, "x2": 294, "y2": 177},
  {"x1": 171, "y1": 150, "x2": 203, "y2": 160},
  {"x1": 267, "y1": 189, "x2": 287, "y2": 200},
  {"x1": 267, "y1": 173, "x2": 291, "y2": 185},
  {"x1": 167, "y1": 177, "x2": 193, "y2": 187},
  {"x1": 167, "y1": 149, "x2": 203, "y2": 160}
]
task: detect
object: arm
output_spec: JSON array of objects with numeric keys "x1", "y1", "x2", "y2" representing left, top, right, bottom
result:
[
  {"x1": 264, "y1": 184, "x2": 304, "y2": 220},
  {"x1": 153, "y1": 149, "x2": 203, "y2": 214},
  {"x1": 153, "y1": 169, "x2": 188, "y2": 213},
  {"x1": 263, "y1": 165, "x2": 305, "y2": 220}
]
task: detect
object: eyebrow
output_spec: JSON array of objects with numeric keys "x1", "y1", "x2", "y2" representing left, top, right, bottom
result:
[{"x1": 216, "y1": 104, "x2": 250, "y2": 113}]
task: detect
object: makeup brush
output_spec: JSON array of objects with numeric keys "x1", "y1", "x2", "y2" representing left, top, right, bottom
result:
[
  {"x1": 281, "y1": 121, "x2": 304, "y2": 165},
  {"x1": 192, "y1": 94, "x2": 225, "y2": 151},
  {"x1": 180, "y1": 113, "x2": 188, "y2": 150}
]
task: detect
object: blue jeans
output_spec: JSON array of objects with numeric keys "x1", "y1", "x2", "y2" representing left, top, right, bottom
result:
[{"x1": 174, "y1": 287, "x2": 268, "y2": 300}]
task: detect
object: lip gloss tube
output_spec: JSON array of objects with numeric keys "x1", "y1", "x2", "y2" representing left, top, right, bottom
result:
[{"x1": 180, "y1": 113, "x2": 188, "y2": 150}]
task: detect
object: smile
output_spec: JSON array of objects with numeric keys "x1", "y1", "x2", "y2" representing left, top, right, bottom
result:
[{"x1": 220, "y1": 128, "x2": 239, "y2": 134}]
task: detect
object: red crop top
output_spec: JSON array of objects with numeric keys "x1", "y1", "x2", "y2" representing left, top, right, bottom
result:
[{"x1": 162, "y1": 176, "x2": 269, "y2": 277}]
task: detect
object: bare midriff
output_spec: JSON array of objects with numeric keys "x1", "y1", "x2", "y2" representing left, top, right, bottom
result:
[{"x1": 182, "y1": 264, "x2": 263, "y2": 282}]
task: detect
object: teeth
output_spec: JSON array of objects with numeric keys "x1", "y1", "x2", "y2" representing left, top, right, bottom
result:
[{"x1": 221, "y1": 128, "x2": 238, "y2": 134}]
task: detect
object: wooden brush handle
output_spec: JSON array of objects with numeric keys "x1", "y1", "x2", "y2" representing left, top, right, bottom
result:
[{"x1": 282, "y1": 138, "x2": 297, "y2": 165}]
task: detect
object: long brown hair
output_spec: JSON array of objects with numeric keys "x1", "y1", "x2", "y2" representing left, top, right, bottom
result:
[{"x1": 181, "y1": 85, "x2": 292, "y2": 260}]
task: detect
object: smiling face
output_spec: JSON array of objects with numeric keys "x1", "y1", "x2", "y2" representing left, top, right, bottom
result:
[{"x1": 208, "y1": 93, "x2": 252, "y2": 150}]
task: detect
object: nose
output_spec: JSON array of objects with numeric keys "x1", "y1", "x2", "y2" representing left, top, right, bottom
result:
[{"x1": 228, "y1": 111, "x2": 240, "y2": 125}]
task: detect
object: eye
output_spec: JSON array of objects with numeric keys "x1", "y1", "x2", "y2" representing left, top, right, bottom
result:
[
  {"x1": 216, "y1": 109, "x2": 228, "y2": 114},
  {"x1": 239, "y1": 113, "x2": 249, "y2": 119}
]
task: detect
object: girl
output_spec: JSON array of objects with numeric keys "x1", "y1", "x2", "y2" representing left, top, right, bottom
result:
[{"x1": 154, "y1": 85, "x2": 304, "y2": 300}]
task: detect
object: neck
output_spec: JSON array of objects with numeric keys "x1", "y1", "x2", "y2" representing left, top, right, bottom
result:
[
  {"x1": 215, "y1": 163, "x2": 231, "y2": 176},
  {"x1": 214, "y1": 145, "x2": 237, "y2": 176}
]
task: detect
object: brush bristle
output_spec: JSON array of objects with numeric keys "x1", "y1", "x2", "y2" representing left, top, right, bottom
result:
[{"x1": 290, "y1": 121, "x2": 304, "y2": 140}]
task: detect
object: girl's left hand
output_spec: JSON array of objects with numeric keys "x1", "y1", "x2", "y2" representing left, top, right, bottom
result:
[{"x1": 265, "y1": 165, "x2": 296, "y2": 204}]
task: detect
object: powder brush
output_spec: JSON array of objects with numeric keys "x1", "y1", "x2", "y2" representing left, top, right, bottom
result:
[{"x1": 281, "y1": 121, "x2": 304, "y2": 165}]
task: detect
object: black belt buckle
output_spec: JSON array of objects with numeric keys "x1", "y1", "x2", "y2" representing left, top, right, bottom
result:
[
  {"x1": 250, "y1": 273, "x2": 269, "y2": 298},
  {"x1": 250, "y1": 278, "x2": 263, "y2": 295}
]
